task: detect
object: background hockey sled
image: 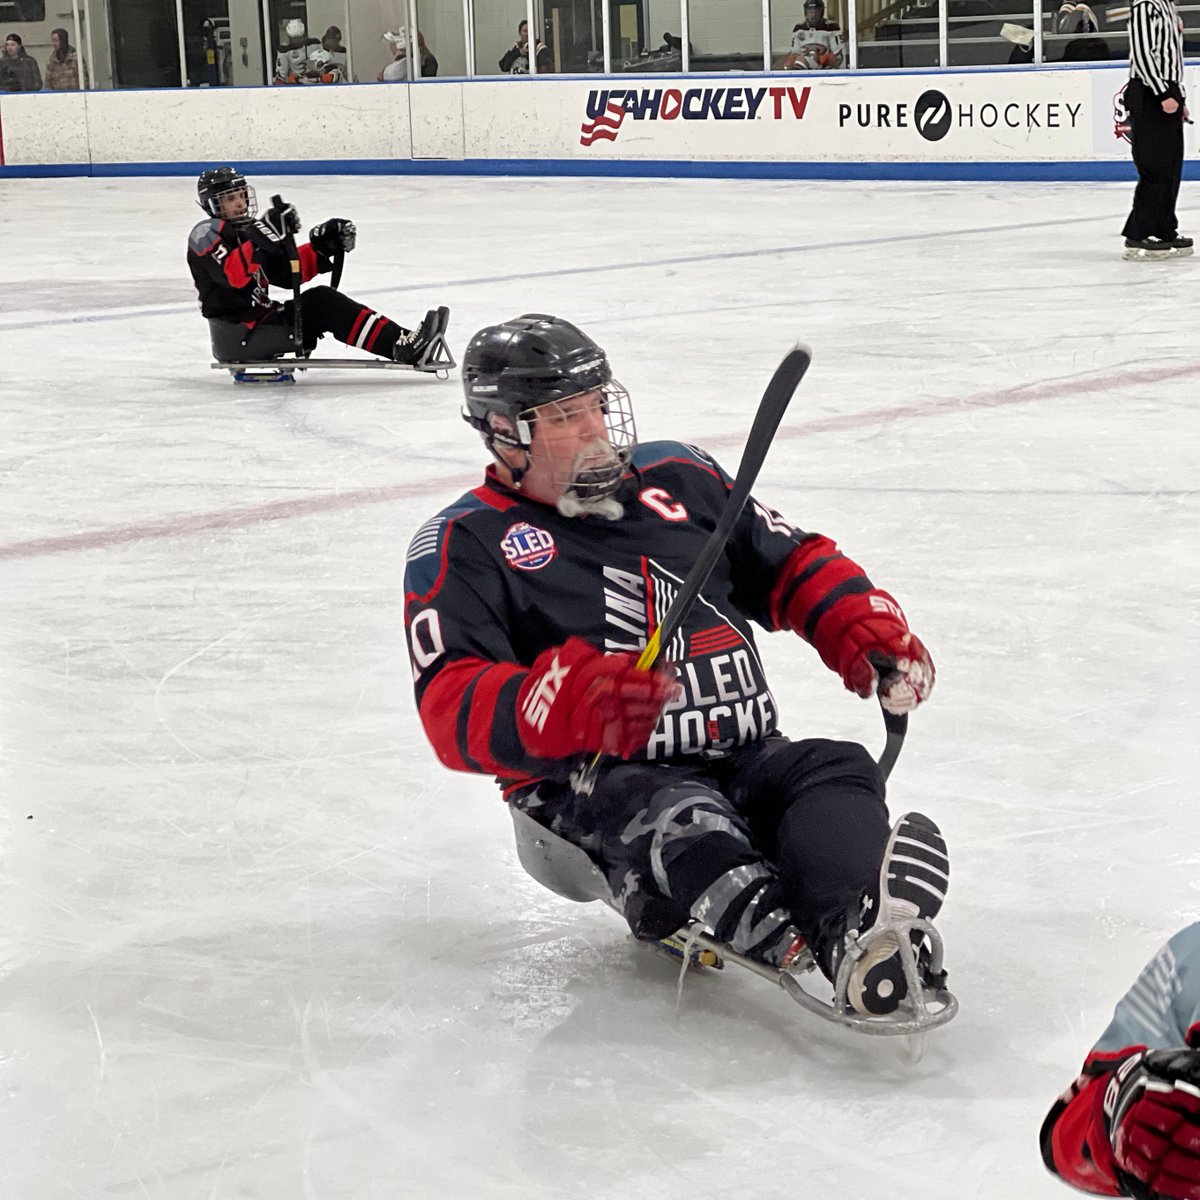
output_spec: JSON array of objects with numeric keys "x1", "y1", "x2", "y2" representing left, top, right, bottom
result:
[
  {"x1": 211, "y1": 341, "x2": 455, "y2": 385},
  {"x1": 509, "y1": 709, "x2": 959, "y2": 1037}
]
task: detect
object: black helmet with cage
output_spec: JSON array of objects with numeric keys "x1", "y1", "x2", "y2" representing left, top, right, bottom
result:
[
  {"x1": 196, "y1": 165, "x2": 257, "y2": 221},
  {"x1": 461, "y1": 313, "x2": 636, "y2": 497}
]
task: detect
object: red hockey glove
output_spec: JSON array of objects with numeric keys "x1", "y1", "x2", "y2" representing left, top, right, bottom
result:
[
  {"x1": 516, "y1": 637, "x2": 680, "y2": 761},
  {"x1": 772, "y1": 538, "x2": 934, "y2": 713},
  {"x1": 1106, "y1": 1049, "x2": 1200, "y2": 1200},
  {"x1": 819, "y1": 592, "x2": 935, "y2": 713}
]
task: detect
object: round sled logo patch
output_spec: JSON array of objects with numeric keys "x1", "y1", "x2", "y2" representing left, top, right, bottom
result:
[{"x1": 501, "y1": 522, "x2": 558, "y2": 571}]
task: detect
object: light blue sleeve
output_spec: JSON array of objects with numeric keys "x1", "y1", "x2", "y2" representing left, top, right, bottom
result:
[{"x1": 1093, "y1": 921, "x2": 1200, "y2": 1053}]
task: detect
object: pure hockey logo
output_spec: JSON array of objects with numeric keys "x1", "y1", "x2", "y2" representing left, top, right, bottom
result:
[
  {"x1": 581, "y1": 85, "x2": 811, "y2": 147},
  {"x1": 914, "y1": 89, "x2": 952, "y2": 141},
  {"x1": 839, "y1": 87, "x2": 1082, "y2": 140}
]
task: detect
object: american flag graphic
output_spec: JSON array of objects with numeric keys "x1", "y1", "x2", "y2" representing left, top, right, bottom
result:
[{"x1": 580, "y1": 99, "x2": 627, "y2": 147}]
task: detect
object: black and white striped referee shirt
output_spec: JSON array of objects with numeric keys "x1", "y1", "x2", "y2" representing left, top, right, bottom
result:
[{"x1": 1129, "y1": 0, "x2": 1185, "y2": 100}]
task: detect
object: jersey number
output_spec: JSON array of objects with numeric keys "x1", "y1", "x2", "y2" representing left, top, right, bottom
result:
[{"x1": 409, "y1": 609, "x2": 445, "y2": 677}]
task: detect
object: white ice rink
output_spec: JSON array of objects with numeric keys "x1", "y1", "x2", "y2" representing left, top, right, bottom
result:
[{"x1": 3, "y1": 173, "x2": 1200, "y2": 1199}]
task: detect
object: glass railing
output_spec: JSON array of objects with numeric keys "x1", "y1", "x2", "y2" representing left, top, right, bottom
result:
[{"x1": 0, "y1": 0, "x2": 1182, "y2": 93}]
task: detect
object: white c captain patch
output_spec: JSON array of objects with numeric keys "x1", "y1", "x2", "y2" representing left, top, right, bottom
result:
[{"x1": 501, "y1": 522, "x2": 558, "y2": 572}]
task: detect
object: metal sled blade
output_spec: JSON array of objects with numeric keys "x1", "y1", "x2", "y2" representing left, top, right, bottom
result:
[
  {"x1": 231, "y1": 367, "x2": 295, "y2": 385},
  {"x1": 213, "y1": 357, "x2": 444, "y2": 373}
]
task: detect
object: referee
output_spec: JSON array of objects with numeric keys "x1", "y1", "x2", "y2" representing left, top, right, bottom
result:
[{"x1": 1122, "y1": 0, "x2": 1193, "y2": 259}]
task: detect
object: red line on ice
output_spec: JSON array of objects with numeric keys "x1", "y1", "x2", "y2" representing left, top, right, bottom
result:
[{"x1": 3, "y1": 359, "x2": 1198, "y2": 562}]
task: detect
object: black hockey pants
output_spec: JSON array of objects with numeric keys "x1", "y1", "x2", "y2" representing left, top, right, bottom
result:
[
  {"x1": 514, "y1": 737, "x2": 890, "y2": 959},
  {"x1": 208, "y1": 285, "x2": 403, "y2": 362},
  {"x1": 1122, "y1": 79, "x2": 1185, "y2": 241}
]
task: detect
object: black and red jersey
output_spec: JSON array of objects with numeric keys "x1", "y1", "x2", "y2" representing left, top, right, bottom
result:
[
  {"x1": 404, "y1": 439, "x2": 882, "y2": 793},
  {"x1": 186, "y1": 216, "x2": 326, "y2": 323}
]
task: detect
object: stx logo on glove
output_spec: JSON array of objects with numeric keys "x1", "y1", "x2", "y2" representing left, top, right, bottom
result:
[
  {"x1": 521, "y1": 653, "x2": 570, "y2": 733},
  {"x1": 870, "y1": 594, "x2": 905, "y2": 621}
]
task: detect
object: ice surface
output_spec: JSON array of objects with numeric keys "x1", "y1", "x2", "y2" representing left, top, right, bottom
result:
[{"x1": 2, "y1": 173, "x2": 1199, "y2": 1199}]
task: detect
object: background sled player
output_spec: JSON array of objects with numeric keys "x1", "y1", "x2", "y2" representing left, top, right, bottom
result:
[
  {"x1": 403, "y1": 314, "x2": 949, "y2": 1018},
  {"x1": 188, "y1": 167, "x2": 449, "y2": 366},
  {"x1": 779, "y1": 0, "x2": 844, "y2": 70},
  {"x1": 1042, "y1": 921, "x2": 1200, "y2": 1200}
]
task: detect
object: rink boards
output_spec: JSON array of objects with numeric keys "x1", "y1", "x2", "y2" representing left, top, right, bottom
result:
[{"x1": 2, "y1": 64, "x2": 1198, "y2": 180}]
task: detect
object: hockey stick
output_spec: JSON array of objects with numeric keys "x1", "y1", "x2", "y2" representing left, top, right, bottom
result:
[
  {"x1": 572, "y1": 344, "x2": 813, "y2": 795},
  {"x1": 330, "y1": 250, "x2": 345, "y2": 291},
  {"x1": 269, "y1": 193, "x2": 306, "y2": 359},
  {"x1": 878, "y1": 709, "x2": 907, "y2": 782}
]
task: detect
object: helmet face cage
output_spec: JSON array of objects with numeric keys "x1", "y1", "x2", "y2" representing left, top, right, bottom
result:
[
  {"x1": 520, "y1": 379, "x2": 636, "y2": 502},
  {"x1": 197, "y1": 169, "x2": 257, "y2": 222}
]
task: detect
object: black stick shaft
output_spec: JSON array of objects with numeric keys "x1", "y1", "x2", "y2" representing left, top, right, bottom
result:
[
  {"x1": 637, "y1": 345, "x2": 812, "y2": 671},
  {"x1": 270, "y1": 193, "x2": 304, "y2": 356},
  {"x1": 572, "y1": 345, "x2": 812, "y2": 795}
]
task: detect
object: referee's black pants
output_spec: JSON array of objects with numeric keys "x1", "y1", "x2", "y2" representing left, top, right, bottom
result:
[{"x1": 1123, "y1": 79, "x2": 1185, "y2": 241}]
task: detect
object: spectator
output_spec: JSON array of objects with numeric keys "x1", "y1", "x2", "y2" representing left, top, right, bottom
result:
[
  {"x1": 379, "y1": 29, "x2": 437, "y2": 81},
  {"x1": 320, "y1": 25, "x2": 348, "y2": 72},
  {"x1": 44, "y1": 27, "x2": 87, "y2": 90},
  {"x1": 1, "y1": 32, "x2": 42, "y2": 92},
  {"x1": 778, "y1": 1, "x2": 845, "y2": 70},
  {"x1": 499, "y1": 19, "x2": 552, "y2": 74},
  {"x1": 274, "y1": 18, "x2": 317, "y2": 85},
  {"x1": 300, "y1": 47, "x2": 344, "y2": 85}
]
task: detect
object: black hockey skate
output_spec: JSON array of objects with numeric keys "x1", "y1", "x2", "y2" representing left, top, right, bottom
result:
[
  {"x1": 393, "y1": 305, "x2": 455, "y2": 373},
  {"x1": 1123, "y1": 235, "x2": 1193, "y2": 261},
  {"x1": 817, "y1": 812, "x2": 950, "y2": 1017}
]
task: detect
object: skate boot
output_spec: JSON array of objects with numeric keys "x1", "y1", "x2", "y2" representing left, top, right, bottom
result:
[
  {"x1": 392, "y1": 305, "x2": 452, "y2": 369},
  {"x1": 1167, "y1": 234, "x2": 1195, "y2": 257},
  {"x1": 1123, "y1": 237, "x2": 1175, "y2": 261},
  {"x1": 815, "y1": 812, "x2": 950, "y2": 1016}
]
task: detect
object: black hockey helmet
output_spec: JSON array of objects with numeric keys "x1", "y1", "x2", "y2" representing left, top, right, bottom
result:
[
  {"x1": 463, "y1": 314, "x2": 618, "y2": 446},
  {"x1": 196, "y1": 165, "x2": 257, "y2": 221},
  {"x1": 461, "y1": 314, "x2": 636, "y2": 494}
]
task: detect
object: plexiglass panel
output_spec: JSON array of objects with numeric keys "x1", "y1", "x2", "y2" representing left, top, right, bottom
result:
[
  {"x1": 687, "y1": 0, "x2": 765, "y2": 71},
  {"x1": 408, "y1": 0, "x2": 467, "y2": 77},
  {"x1": 771, "y1": 0, "x2": 848, "y2": 70},
  {"x1": 947, "y1": 0, "x2": 1037, "y2": 67},
  {"x1": 611, "y1": 0, "x2": 682, "y2": 72},
  {"x1": 543, "y1": 0, "x2": 604, "y2": 72},
  {"x1": 472, "y1": 3, "x2": 551, "y2": 76}
]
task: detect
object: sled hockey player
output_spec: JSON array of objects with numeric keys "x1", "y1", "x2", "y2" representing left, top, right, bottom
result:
[
  {"x1": 1042, "y1": 920, "x2": 1200, "y2": 1199},
  {"x1": 782, "y1": 0, "x2": 844, "y2": 70},
  {"x1": 403, "y1": 313, "x2": 951, "y2": 1027},
  {"x1": 188, "y1": 166, "x2": 450, "y2": 368}
]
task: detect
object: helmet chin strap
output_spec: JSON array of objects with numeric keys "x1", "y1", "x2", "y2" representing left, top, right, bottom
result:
[{"x1": 487, "y1": 434, "x2": 530, "y2": 487}]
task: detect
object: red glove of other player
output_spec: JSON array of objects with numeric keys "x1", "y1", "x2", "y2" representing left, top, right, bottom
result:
[
  {"x1": 1106, "y1": 1049, "x2": 1200, "y2": 1200},
  {"x1": 516, "y1": 637, "x2": 680, "y2": 760}
]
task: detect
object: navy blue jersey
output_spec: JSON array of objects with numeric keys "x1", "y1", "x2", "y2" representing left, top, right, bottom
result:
[{"x1": 405, "y1": 439, "x2": 887, "y2": 793}]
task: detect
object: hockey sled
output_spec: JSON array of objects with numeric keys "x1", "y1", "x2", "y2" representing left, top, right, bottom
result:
[
  {"x1": 211, "y1": 331, "x2": 456, "y2": 385},
  {"x1": 509, "y1": 710, "x2": 958, "y2": 1039}
]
